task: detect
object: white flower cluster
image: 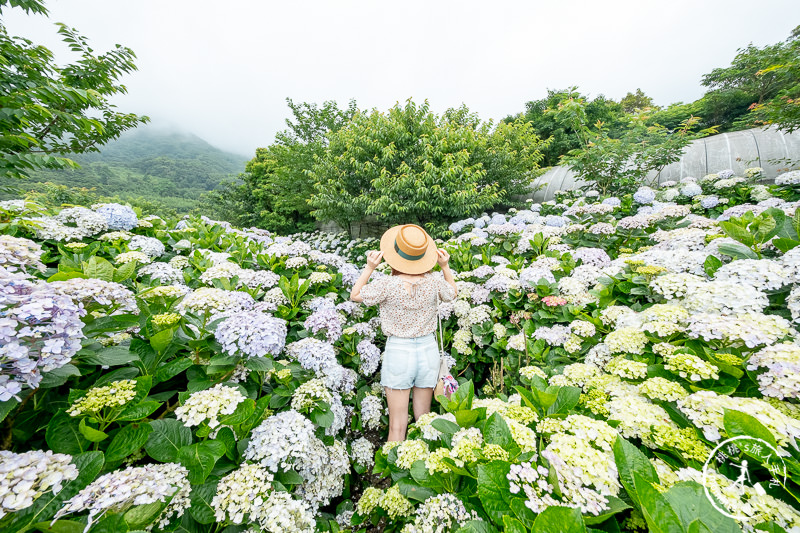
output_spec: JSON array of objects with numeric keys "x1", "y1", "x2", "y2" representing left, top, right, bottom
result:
[
  {"x1": 128, "y1": 235, "x2": 166, "y2": 258},
  {"x1": 54, "y1": 463, "x2": 191, "y2": 532},
  {"x1": 50, "y1": 278, "x2": 138, "y2": 314},
  {"x1": 400, "y1": 494, "x2": 482, "y2": 533},
  {"x1": 0, "y1": 235, "x2": 45, "y2": 273},
  {"x1": 663, "y1": 351, "x2": 719, "y2": 381},
  {"x1": 714, "y1": 259, "x2": 791, "y2": 292},
  {"x1": 176, "y1": 384, "x2": 246, "y2": 429},
  {"x1": 68, "y1": 380, "x2": 137, "y2": 416},
  {"x1": 291, "y1": 378, "x2": 333, "y2": 411},
  {"x1": 0, "y1": 450, "x2": 79, "y2": 518},
  {"x1": 211, "y1": 462, "x2": 275, "y2": 524},
  {"x1": 177, "y1": 287, "x2": 255, "y2": 318},
  {"x1": 138, "y1": 262, "x2": 184, "y2": 284},
  {"x1": 687, "y1": 312, "x2": 794, "y2": 348},
  {"x1": 682, "y1": 280, "x2": 768, "y2": 315},
  {"x1": 678, "y1": 390, "x2": 800, "y2": 446},
  {"x1": 114, "y1": 251, "x2": 151, "y2": 265},
  {"x1": 0, "y1": 278, "x2": 85, "y2": 400},
  {"x1": 350, "y1": 436, "x2": 375, "y2": 468},
  {"x1": 746, "y1": 343, "x2": 800, "y2": 400}
]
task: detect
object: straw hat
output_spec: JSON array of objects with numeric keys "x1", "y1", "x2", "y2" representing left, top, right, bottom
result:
[{"x1": 379, "y1": 224, "x2": 438, "y2": 275}]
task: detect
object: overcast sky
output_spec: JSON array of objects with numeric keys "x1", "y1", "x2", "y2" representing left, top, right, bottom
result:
[{"x1": 4, "y1": 0, "x2": 799, "y2": 156}]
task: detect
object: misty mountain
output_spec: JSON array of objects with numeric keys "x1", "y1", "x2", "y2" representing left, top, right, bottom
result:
[{"x1": 15, "y1": 127, "x2": 249, "y2": 212}]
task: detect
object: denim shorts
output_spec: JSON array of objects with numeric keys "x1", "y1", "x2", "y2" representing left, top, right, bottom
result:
[{"x1": 381, "y1": 334, "x2": 440, "y2": 390}]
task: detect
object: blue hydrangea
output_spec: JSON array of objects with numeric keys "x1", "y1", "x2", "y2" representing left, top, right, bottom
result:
[
  {"x1": 602, "y1": 197, "x2": 621, "y2": 207},
  {"x1": 94, "y1": 203, "x2": 138, "y2": 231},
  {"x1": 717, "y1": 169, "x2": 734, "y2": 179},
  {"x1": 633, "y1": 187, "x2": 656, "y2": 204},
  {"x1": 473, "y1": 218, "x2": 487, "y2": 229},
  {"x1": 490, "y1": 214, "x2": 507, "y2": 225},
  {"x1": 544, "y1": 215, "x2": 566, "y2": 227},
  {"x1": 700, "y1": 196, "x2": 720, "y2": 209}
]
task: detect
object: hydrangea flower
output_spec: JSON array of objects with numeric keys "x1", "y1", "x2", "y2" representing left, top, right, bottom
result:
[
  {"x1": 54, "y1": 463, "x2": 191, "y2": 532},
  {"x1": 128, "y1": 235, "x2": 166, "y2": 258},
  {"x1": 215, "y1": 311, "x2": 287, "y2": 358},
  {"x1": 0, "y1": 236, "x2": 45, "y2": 273},
  {"x1": 285, "y1": 337, "x2": 337, "y2": 372},
  {"x1": 68, "y1": 380, "x2": 137, "y2": 417},
  {"x1": 176, "y1": 383, "x2": 246, "y2": 429},
  {"x1": 0, "y1": 278, "x2": 85, "y2": 400},
  {"x1": 94, "y1": 203, "x2": 138, "y2": 230},
  {"x1": 0, "y1": 450, "x2": 79, "y2": 518}
]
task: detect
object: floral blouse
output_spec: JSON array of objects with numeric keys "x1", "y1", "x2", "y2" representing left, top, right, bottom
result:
[{"x1": 359, "y1": 272, "x2": 457, "y2": 338}]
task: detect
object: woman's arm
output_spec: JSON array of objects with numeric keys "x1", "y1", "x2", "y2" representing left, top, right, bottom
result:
[
  {"x1": 437, "y1": 249, "x2": 458, "y2": 297},
  {"x1": 350, "y1": 250, "x2": 384, "y2": 302}
]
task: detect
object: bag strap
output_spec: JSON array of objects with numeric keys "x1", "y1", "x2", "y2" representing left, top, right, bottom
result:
[{"x1": 436, "y1": 293, "x2": 445, "y2": 357}]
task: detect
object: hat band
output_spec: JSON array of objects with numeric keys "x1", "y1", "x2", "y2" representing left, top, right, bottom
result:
[{"x1": 395, "y1": 240, "x2": 426, "y2": 261}]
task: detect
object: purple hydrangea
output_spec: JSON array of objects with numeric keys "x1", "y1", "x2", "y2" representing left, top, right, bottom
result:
[
  {"x1": 680, "y1": 183, "x2": 703, "y2": 198},
  {"x1": 519, "y1": 266, "x2": 556, "y2": 288},
  {"x1": 471, "y1": 286, "x2": 491, "y2": 304},
  {"x1": 304, "y1": 304, "x2": 344, "y2": 343},
  {"x1": 215, "y1": 311, "x2": 288, "y2": 358},
  {"x1": 717, "y1": 169, "x2": 735, "y2": 179},
  {"x1": 94, "y1": 203, "x2": 138, "y2": 231},
  {"x1": 470, "y1": 265, "x2": 495, "y2": 278},
  {"x1": 339, "y1": 264, "x2": 360, "y2": 287},
  {"x1": 0, "y1": 278, "x2": 86, "y2": 400},
  {"x1": 357, "y1": 340, "x2": 381, "y2": 376}
]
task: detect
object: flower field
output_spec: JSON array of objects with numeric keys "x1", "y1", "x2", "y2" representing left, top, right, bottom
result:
[{"x1": 1, "y1": 167, "x2": 800, "y2": 533}]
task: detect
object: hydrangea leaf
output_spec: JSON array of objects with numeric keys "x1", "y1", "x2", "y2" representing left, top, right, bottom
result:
[
  {"x1": 613, "y1": 435, "x2": 658, "y2": 509},
  {"x1": 145, "y1": 419, "x2": 193, "y2": 462},
  {"x1": 105, "y1": 422, "x2": 153, "y2": 463},
  {"x1": 46, "y1": 410, "x2": 89, "y2": 455},
  {"x1": 477, "y1": 461, "x2": 514, "y2": 527},
  {"x1": 531, "y1": 505, "x2": 587, "y2": 533},
  {"x1": 187, "y1": 480, "x2": 219, "y2": 525},
  {"x1": 632, "y1": 471, "x2": 684, "y2": 533},
  {"x1": 663, "y1": 481, "x2": 740, "y2": 533}
]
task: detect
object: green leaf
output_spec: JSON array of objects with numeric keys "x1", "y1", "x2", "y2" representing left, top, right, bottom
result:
[
  {"x1": 454, "y1": 521, "x2": 498, "y2": 533},
  {"x1": 32, "y1": 520, "x2": 86, "y2": 533},
  {"x1": 244, "y1": 357, "x2": 274, "y2": 372},
  {"x1": 78, "y1": 417, "x2": 108, "y2": 442},
  {"x1": 149, "y1": 327, "x2": 176, "y2": 354},
  {"x1": 663, "y1": 481, "x2": 740, "y2": 533},
  {"x1": 188, "y1": 480, "x2": 220, "y2": 524},
  {"x1": 703, "y1": 255, "x2": 723, "y2": 277},
  {"x1": 613, "y1": 436, "x2": 658, "y2": 509},
  {"x1": 723, "y1": 409, "x2": 777, "y2": 448},
  {"x1": 510, "y1": 497, "x2": 536, "y2": 529},
  {"x1": 117, "y1": 401, "x2": 161, "y2": 422},
  {"x1": 546, "y1": 386, "x2": 581, "y2": 415},
  {"x1": 82, "y1": 345, "x2": 139, "y2": 367},
  {"x1": 396, "y1": 478, "x2": 437, "y2": 502},
  {"x1": 483, "y1": 412, "x2": 514, "y2": 449},
  {"x1": 0, "y1": 397, "x2": 19, "y2": 423},
  {"x1": 124, "y1": 502, "x2": 164, "y2": 530},
  {"x1": 454, "y1": 409, "x2": 480, "y2": 428},
  {"x1": 106, "y1": 423, "x2": 153, "y2": 463},
  {"x1": 532, "y1": 505, "x2": 587, "y2": 533},
  {"x1": 218, "y1": 398, "x2": 256, "y2": 426},
  {"x1": 39, "y1": 364, "x2": 81, "y2": 388},
  {"x1": 82, "y1": 256, "x2": 115, "y2": 281},
  {"x1": 633, "y1": 471, "x2": 684, "y2": 533},
  {"x1": 145, "y1": 419, "x2": 193, "y2": 462},
  {"x1": 46, "y1": 411, "x2": 88, "y2": 455},
  {"x1": 477, "y1": 461, "x2": 514, "y2": 527},
  {"x1": 716, "y1": 242, "x2": 759, "y2": 260},
  {"x1": 503, "y1": 516, "x2": 527, "y2": 533},
  {"x1": 113, "y1": 260, "x2": 137, "y2": 282},
  {"x1": 154, "y1": 357, "x2": 193, "y2": 384},
  {"x1": 432, "y1": 418, "x2": 461, "y2": 435},
  {"x1": 755, "y1": 523, "x2": 788, "y2": 532},
  {"x1": 310, "y1": 403, "x2": 334, "y2": 428},
  {"x1": 177, "y1": 440, "x2": 226, "y2": 484}
]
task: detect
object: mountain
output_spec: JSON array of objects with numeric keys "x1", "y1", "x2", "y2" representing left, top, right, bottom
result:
[{"x1": 11, "y1": 127, "x2": 249, "y2": 213}]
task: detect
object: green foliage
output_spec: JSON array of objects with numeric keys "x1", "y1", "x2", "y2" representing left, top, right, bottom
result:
[
  {"x1": 750, "y1": 27, "x2": 800, "y2": 133},
  {"x1": 506, "y1": 87, "x2": 625, "y2": 167},
  {"x1": 309, "y1": 99, "x2": 547, "y2": 236},
  {"x1": 0, "y1": 0, "x2": 147, "y2": 187},
  {"x1": 557, "y1": 99, "x2": 704, "y2": 195},
  {"x1": 620, "y1": 88, "x2": 656, "y2": 114},
  {"x1": 201, "y1": 98, "x2": 356, "y2": 232}
]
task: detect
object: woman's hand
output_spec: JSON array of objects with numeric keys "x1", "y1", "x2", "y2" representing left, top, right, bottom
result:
[
  {"x1": 366, "y1": 250, "x2": 384, "y2": 269},
  {"x1": 436, "y1": 248, "x2": 450, "y2": 267}
]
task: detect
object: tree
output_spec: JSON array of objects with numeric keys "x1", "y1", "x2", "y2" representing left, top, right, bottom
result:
[
  {"x1": 620, "y1": 88, "x2": 656, "y2": 113},
  {"x1": 556, "y1": 98, "x2": 711, "y2": 195},
  {"x1": 506, "y1": 88, "x2": 624, "y2": 166},
  {"x1": 0, "y1": 0, "x2": 147, "y2": 189},
  {"x1": 309, "y1": 99, "x2": 547, "y2": 236},
  {"x1": 749, "y1": 26, "x2": 800, "y2": 133},
  {"x1": 200, "y1": 98, "x2": 357, "y2": 233}
]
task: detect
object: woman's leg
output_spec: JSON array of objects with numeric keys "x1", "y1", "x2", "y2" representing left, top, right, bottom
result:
[
  {"x1": 412, "y1": 387, "x2": 434, "y2": 420},
  {"x1": 385, "y1": 387, "x2": 411, "y2": 442}
]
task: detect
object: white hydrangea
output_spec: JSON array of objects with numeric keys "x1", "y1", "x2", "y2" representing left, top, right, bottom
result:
[
  {"x1": 176, "y1": 384, "x2": 247, "y2": 429},
  {"x1": 54, "y1": 463, "x2": 191, "y2": 532},
  {"x1": 0, "y1": 450, "x2": 79, "y2": 518}
]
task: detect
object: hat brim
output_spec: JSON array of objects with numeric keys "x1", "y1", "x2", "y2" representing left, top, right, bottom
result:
[{"x1": 380, "y1": 225, "x2": 438, "y2": 275}]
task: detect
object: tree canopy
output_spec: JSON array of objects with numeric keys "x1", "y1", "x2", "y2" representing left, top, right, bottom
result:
[{"x1": 0, "y1": 0, "x2": 148, "y2": 189}]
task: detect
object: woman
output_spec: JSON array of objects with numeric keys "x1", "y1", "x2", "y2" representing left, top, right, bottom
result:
[{"x1": 350, "y1": 224, "x2": 458, "y2": 442}]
